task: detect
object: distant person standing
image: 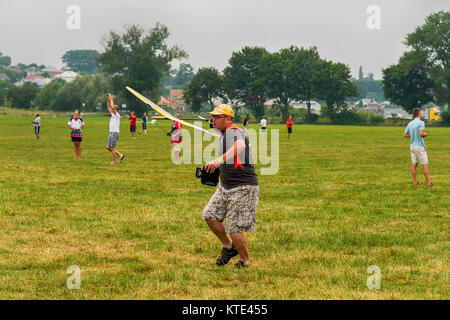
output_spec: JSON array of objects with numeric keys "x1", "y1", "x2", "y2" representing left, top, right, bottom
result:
[
  {"x1": 171, "y1": 114, "x2": 182, "y2": 162},
  {"x1": 139, "y1": 112, "x2": 147, "y2": 135},
  {"x1": 243, "y1": 114, "x2": 248, "y2": 136},
  {"x1": 404, "y1": 108, "x2": 433, "y2": 186},
  {"x1": 106, "y1": 94, "x2": 125, "y2": 164},
  {"x1": 67, "y1": 109, "x2": 85, "y2": 159},
  {"x1": 286, "y1": 114, "x2": 293, "y2": 139},
  {"x1": 259, "y1": 116, "x2": 267, "y2": 133},
  {"x1": 31, "y1": 114, "x2": 40, "y2": 139},
  {"x1": 128, "y1": 111, "x2": 137, "y2": 139}
]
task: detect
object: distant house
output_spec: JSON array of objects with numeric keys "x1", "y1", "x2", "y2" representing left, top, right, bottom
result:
[
  {"x1": 359, "y1": 98, "x2": 380, "y2": 113},
  {"x1": 42, "y1": 66, "x2": 62, "y2": 78},
  {"x1": 291, "y1": 100, "x2": 322, "y2": 114},
  {"x1": 0, "y1": 73, "x2": 10, "y2": 81},
  {"x1": 54, "y1": 71, "x2": 79, "y2": 83},
  {"x1": 169, "y1": 89, "x2": 187, "y2": 111},
  {"x1": 24, "y1": 67, "x2": 42, "y2": 76},
  {"x1": 384, "y1": 108, "x2": 411, "y2": 120},
  {"x1": 16, "y1": 76, "x2": 51, "y2": 87},
  {"x1": 264, "y1": 99, "x2": 322, "y2": 114},
  {"x1": 24, "y1": 74, "x2": 43, "y2": 80},
  {"x1": 6, "y1": 66, "x2": 23, "y2": 74}
]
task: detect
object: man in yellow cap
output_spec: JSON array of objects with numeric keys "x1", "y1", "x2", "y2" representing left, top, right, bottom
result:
[{"x1": 203, "y1": 104, "x2": 259, "y2": 268}]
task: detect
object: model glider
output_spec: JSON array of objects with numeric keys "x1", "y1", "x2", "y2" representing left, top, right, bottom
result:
[
  {"x1": 126, "y1": 86, "x2": 219, "y2": 137},
  {"x1": 151, "y1": 115, "x2": 209, "y2": 121}
]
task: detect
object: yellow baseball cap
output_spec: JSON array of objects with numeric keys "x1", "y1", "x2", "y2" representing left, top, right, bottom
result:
[{"x1": 209, "y1": 104, "x2": 234, "y2": 117}]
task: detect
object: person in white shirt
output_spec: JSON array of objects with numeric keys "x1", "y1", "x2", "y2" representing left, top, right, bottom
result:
[
  {"x1": 106, "y1": 94, "x2": 125, "y2": 164},
  {"x1": 259, "y1": 117, "x2": 267, "y2": 133},
  {"x1": 67, "y1": 109, "x2": 85, "y2": 159},
  {"x1": 31, "y1": 114, "x2": 40, "y2": 139}
]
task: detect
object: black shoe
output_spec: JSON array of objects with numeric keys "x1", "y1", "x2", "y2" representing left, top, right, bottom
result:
[
  {"x1": 234, "y1": 260, "x2": 252, "y2": 269},
  {"x1": 216, "y1": 246, "x2": 238, "y2": 266}
]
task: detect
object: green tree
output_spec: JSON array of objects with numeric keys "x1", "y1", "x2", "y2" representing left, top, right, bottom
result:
[
  {"x1": 261, "y1": 48, "x2": 298, "y2": 122},
  {"x1": 289, "y1": 47, "x2": 322, "y2": 123},
  {"x1": 0, "y1": 80, "x2": 11, "y2": 106},
  {"x1": 6, "y1": 82, "x2": 39, "y2": 109},
  {"x1": 0, "y1": 52, "x2": 11, "y2": 67},
  {"x1": 223, "y1": 46, "x2": 269, "y2": 121},
  {"x1": 382, "y1": 51, "x2": 433, "y2": 113},
  {"x1": 359, "y1": 65, "x2": 364, "y2": 80},
  {"x1": 51, "y1": 77, "x2": 85, "y2": 111},
  {"x1": 184, "y1": 67, "x2": 223, "y2": 111},
  {"x1": 62, "y1": 50, "x2": 100, "y2": 73},
  {"x1": 406, "y1": 11, "x2": 450, "y2": 108},
  {"x1": 95, "y1": 23, "x2": 187, "y2": 114},
  {"x1": 35, "y1": 78, "x2": 66, "y2": 109},
  {"x1": 351, "y1": 78, "x2": 385, "y2": 102},
  {"x1": 172, "y1": 63, "x2": 194, "y2": 86},
  {"x1": 314, "y1": 60, "x2": 358, "y2": 120}
]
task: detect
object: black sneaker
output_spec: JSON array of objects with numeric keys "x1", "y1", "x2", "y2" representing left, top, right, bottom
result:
[
  {"x1": 216, "y1": 246, "x2": 239, "y2": 266},
  {"x1": 234, "y1": 260, "x2": 252, "y2": 269}
]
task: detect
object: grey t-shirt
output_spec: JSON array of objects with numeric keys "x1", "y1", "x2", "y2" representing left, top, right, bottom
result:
[{"x1": 219, "y1": 126, "x2": 258, "y2": 190}]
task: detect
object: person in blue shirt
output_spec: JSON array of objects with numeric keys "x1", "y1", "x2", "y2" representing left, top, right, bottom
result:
[
  {"x1": 139, "y1": 112, "x2": 147, "y2": 135},
  {"x1": 404, "y1": 108, "x2": 433, "y2": 186}
]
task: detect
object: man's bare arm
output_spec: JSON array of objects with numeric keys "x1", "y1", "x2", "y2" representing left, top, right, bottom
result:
[
  {"x1": 419, "y1": 129, "x2": 428, "y2": 137},
  {"x1": 106, "y1": 94, "x2": 115, "y2": 114},
  {"x1": 404, "y1": 132, "x2": 410, "y2": 138}
]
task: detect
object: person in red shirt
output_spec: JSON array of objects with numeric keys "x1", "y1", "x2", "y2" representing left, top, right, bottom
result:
[
  {"x1": 128, "y1": 111, "x2": 137, "y2": 139},
  {"x1": 286, "y1": 114, "x2": 293, "y2": 139},
  {"x1": 171, "y1": 114, "x2": 182, "y2": 161}
]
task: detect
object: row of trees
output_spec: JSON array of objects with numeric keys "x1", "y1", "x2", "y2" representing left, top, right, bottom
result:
[
  {"x1": 1, "y1": 24, "x2": 187, "y2": 113},
  {"x1": 184, "y1": 46, "x2": 357, "y2": 122},
  {"x1": 4, "y1": 75, "x2": 109, "y2": 111},
  {"x1": 2, "y1": 11, "x2": 448, "y2": 123},
  {"x1": 382, "y1": 11, "x2": 449, "y2": 114}
]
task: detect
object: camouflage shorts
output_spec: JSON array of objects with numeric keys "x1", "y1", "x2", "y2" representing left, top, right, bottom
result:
[{"x1": 203, "y1": 184, "x2": 259, "y2": 234}]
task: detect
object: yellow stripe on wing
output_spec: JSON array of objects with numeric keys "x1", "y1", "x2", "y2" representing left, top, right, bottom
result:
[{"x1": 126, "y1": 86, "x2": 219, "y2": 137}]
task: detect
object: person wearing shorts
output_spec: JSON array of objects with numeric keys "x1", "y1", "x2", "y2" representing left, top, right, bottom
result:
[
  {"x1": 287, "y1": 114, "x2": 293, "y2": 139},
  {"x1": 67, "y1": 109, "x2": 85, "y2": 159},
  {"x1": 32, "y1": 114, "x2": 40, "y2": 139},
  {"x1": 260, "y1": 116, "x2": 267, "y2": 133},
  {"x1": 203, "y1": 104, "x2": 259, "y2": 269},
  {"x1": 106, "y1": 94, "x2": 125, "y2": 164},
  {"x1": 170, "y1": 114, "x2": 182, "y2": 162},
  {"x1": 404, "y1": 108, "x2": 433, "y2": 186},
  {"x1": 139, "y1": 112, "x2": 147, "y2": 135},
  {"x1": 129, "y1": 111, "x2": 137, "y2": 139}
]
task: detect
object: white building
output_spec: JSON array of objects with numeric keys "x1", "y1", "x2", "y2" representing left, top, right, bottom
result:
[
  {"x1": 291, "y1": 100, "x2": 322, "y2": 114},
  {"x1": 384, "y1": 108, "x2": 411, "y2": 119},
  {"x1": 54, "y1": 71, "x2": 79, "y2": 83}
]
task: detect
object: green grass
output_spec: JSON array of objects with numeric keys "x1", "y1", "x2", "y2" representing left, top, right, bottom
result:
[{"x1": 0, "y1": 114, "x2": 448, "y2": 299}]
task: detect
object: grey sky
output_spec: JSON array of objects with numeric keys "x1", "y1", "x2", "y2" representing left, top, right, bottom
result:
[{"x1": 0, "y1": 0, "x2": 449, "y2": 79}]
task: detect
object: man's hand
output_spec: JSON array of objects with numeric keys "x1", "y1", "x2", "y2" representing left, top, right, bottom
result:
[{"x1": 204, "y1": 159, "x2": 220, "y2": 173}]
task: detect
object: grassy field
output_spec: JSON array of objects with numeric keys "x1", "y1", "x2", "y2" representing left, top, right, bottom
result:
[{"x1": 0, "y1": 113, "x2": 448, "y2": 300}]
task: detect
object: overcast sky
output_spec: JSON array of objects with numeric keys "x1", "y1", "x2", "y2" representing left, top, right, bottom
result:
[{"x1": 0, "y1": 0, "x2": 448, "y2": 79}]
